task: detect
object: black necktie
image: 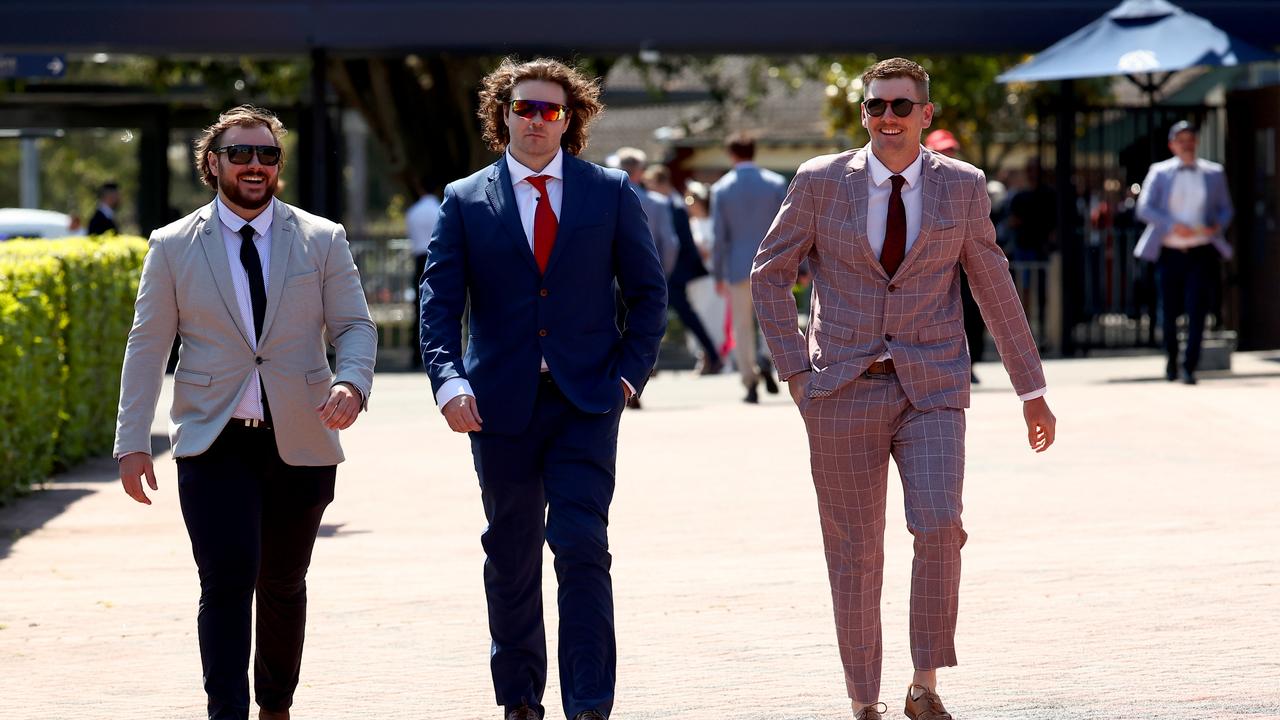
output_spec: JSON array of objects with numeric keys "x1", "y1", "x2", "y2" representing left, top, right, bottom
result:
[
  {"x1": 237, "y1": 225, "x2": 267, "y2": 341},
  {"x1": 881, "y1": 175, "x2": 907, "y2": 276}
]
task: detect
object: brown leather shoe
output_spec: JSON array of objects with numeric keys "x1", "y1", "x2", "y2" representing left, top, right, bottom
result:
[
  {"x1": 854, "y1": 701, "x2": 887, "y2": 719},
  {"x1": 904, "y1": 684, "x2": 952, "y2": 720},
  {"x1": 259, "y1": 710, "x2": 289, "y2": 720}
]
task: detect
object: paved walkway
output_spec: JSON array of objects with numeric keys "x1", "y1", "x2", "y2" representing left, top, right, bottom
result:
[{"x1": 3, "y1": 352, "x2": 1279, "y2": 720}]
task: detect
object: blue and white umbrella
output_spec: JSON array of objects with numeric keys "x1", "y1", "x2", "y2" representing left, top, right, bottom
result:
[{"x1": 997, "y1": 0, "x2": 1277, "y2": 87}]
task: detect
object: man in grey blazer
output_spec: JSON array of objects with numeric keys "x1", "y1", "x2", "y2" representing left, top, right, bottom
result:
[
  {"x1": 114, "y1": 105, "x2": 376, "y2": 720},
  {"x1": 1133, "y1": 120, "x2": 1234, "y2": 384},
  {"x1": 711, "y1": 133, "x2": 787, "y2": 403}
]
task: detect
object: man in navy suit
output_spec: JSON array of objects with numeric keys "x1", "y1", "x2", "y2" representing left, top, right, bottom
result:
[
  {"x1": 1133, "y1": 121, "x2": 1234, "y2": 384},
  {"x1": 419, "y1": 57, "x2": 667, "y2": 720}
]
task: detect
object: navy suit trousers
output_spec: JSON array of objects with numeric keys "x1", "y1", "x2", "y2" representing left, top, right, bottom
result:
[{"x1": 470, "y1": 373, "x2": 622, "y2": 719}]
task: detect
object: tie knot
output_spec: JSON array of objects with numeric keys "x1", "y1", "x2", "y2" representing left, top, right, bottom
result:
[
  {"x1": 890, "y1": 174, "x2": 906, "y2": 192},
  {"x1": 1177, "y1": 164, "x2": 1196, "y2": 172},
  {"x1": 526, "y1": 175, "x2": 550, "y2": 192},
  {"x1": 238, "y1": 224, "x2": 256, "y2": 243}
]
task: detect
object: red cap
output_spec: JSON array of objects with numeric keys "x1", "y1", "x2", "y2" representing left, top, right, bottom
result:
[{"x1": 925, "y1": 129, "x2": 959, "y2": 152}]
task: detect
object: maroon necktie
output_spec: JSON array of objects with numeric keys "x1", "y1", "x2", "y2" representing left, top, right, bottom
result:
[
  {"x1": 525, "y1": 175, "x2": 557, "y2": 273},
  {"x1": 881, "y1": 174, "x2": 906, "y2": 277}
]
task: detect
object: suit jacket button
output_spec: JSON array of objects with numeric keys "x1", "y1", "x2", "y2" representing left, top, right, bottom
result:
[
  {"x1": 888, "y1": 284, "x2": 898, "y2": 292},
  {"x1": 538, "y1": 329, "x2": 548, "y2": 337},
  {"x1": 540, "y1": 289, "x2": 549, "y2": 297},
  {"x1": 884, "y1": 333, "x2": 893, "y2": 342},
  {"x1": 255, "y1": 356, "x2": 264, "y2": 365}
]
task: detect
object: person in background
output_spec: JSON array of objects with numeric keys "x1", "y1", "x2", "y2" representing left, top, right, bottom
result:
[
  {"x1": 684, "y1": 181, "x2": 728, "y2": 363},
  {"x1": 1133, "y1": 120, "x2": 1234, "y2": 384},
  {"x1": 711, "y1": 132, "x2": 787, "y2": 404},
  {"x1": 406, "y1": 180, "x2": 441, "y2": 369},
  {"x1": 88, "y1": 181, "x2": 120, "y2": 235},
  {"x1": 643, "y1": 164, "x2": 724, "y2": 376}
]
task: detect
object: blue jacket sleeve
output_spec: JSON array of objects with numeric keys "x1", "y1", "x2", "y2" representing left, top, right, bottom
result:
[
  {"x1": 614, "y1": 176, "x2": 669, "y2": 395},
  {"x1": 419, "y1": 183, "x2": 468, "y2": 396}
]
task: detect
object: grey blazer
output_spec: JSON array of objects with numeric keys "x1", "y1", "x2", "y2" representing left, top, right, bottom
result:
[
  {"x1": 113, "y1": 199, "x2": 377, "y2": 465},
  {"x1": 711, "y1": 163, "x2": 788, "y2": 284},
  {"x1": 630, "y1": 181, "x2": 679, "y2": 277},
  {"x1": 1133, "y1": 157, "x2": 1234, "y2": 262}
]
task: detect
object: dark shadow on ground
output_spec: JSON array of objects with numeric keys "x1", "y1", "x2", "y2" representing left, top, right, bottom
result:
[
  {"x1": 0, "y1": 486, "x2": 94, "y2": 561},
  {"x1": 1103, "y1": 371, "x2": 1280, "y2": 384},
  {"x1": 317, "y1": 523, "x2": 371, "y2": 538}
]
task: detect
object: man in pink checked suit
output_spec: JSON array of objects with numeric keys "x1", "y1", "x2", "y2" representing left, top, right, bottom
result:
[{"x1": 752, "y1": 58, "x2": 1057, "y2": 720}]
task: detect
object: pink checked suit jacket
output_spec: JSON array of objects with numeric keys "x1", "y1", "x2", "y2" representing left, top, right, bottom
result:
[{"x1": 751, "y1": 146, "x2": 1044, "y2": 410}]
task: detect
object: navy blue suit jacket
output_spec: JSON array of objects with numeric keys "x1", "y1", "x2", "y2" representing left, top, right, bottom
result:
[{"x1": 420, "y1": 152, "x2": 668, "y2": 435}]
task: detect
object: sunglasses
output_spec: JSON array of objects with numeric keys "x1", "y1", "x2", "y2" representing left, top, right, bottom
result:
[
  {"x1": 212, "y1": 144, "x2": 282, "y2": 165},
  {"x1": 509, "y1": 99, "x2": 569, "y2": 122},
  {"x1": 862, "y1": 98, "x2": 927, "y2": 118}
]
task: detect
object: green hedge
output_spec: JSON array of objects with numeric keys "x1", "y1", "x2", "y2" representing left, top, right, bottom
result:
[{"x1": 0, "y1": 236, "x2": 148, "y2": 502}]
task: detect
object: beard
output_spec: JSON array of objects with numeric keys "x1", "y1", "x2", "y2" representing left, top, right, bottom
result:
[{"x1": 217, "y1": 166, "x2": 278, "y2": 211}]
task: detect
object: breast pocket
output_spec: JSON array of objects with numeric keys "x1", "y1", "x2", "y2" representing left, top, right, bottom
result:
[{"x1": 285, "y1": 269, "x2": 319, "y2": 288}]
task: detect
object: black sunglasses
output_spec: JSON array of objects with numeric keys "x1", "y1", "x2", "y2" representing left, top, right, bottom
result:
[
  {"x1": 212, "y1": 144, "x2": 282, "y2": 166},
  {"x1": 509, "y1": 99, "x2": 569, "y2": 122},
  {"x1": 862, "y1": 97, "x2": 927, "y2": 118}
]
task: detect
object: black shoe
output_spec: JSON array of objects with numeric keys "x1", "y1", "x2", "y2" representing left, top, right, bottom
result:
[
  {"x1": 506, "y1": 705, "x2": 542, "y2": 720},
  {"x1": 1165, "y1": 358, "x2": 1178, "y2": 382},
  {"x1": 1181, "y1": 369, "x2": 1197, "y2": 385},
  {"x1": 970, "y1": 369, "x2": 980, "y2": 384},
  {"x1": 761, "y1": 370, "x2": 779, "y2": 395},
  {"x1": 573, "y1": 712, "x2": 607, "y2": 720},
  {"x1": 744, "y1": 384, "x2": 759, "y2": 404},
  {"x1": 697, "y1": 357, "x2": 725, "y2": 376},
  {"x1": 626, "y1": 394, "x2": 642, "y2": 410}
]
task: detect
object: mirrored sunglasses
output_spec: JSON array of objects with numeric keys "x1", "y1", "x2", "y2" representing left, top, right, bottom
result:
[
  {"x1": 213, "y1": 144, "x2": 282, "y2": 165},
  {"x1": 863, "y1": 98, "x2": 926, "y2": 118},
  {"x1": 510, "y1": 99, "x2": 569, "y2": 122}
]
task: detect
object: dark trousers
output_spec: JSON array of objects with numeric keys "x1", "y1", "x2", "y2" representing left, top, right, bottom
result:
[
  {"x1": 176, "y1": 423, "x2": 336, "y2": 720},
  {"x1": 959, "y1": 270, "x2": 986, "y2": 364},
  {"x1": 470, "y1": 374, "x2": 621, "y2": 719},
  {"x1": 668, "y1": 276, "x2": 721, "y2": 365},
  {"x1": 1158, "y1": 245, "x2": 1217, "y2": 373}
]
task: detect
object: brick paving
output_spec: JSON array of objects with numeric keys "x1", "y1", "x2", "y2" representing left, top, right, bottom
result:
[{"x1": 2, "y1": 352, "x2": 1279, "y2": 720}]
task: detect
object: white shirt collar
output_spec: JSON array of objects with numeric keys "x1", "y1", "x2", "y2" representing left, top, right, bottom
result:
[
  {"x1": 506, "y1": 148, "x2": 564, "y2": 186},
  {"x1": 216, "y1": 195, "x2": 275, "y2": 238},
  {"x1": 97, "y1": 203, "x2": 115, "y2": 220},
  {"x1": 867, "y1": 147, "x2": 924, "y2": 189}
]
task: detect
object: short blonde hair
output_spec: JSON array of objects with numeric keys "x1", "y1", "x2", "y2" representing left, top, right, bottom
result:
[{"x1": 192, "y1": 105, "x2": 287, "y2": 188}]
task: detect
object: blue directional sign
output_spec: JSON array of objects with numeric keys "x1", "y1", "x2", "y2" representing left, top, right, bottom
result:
[{"x1": 0, "y1": 54, "x2": 67, "y2": 79}]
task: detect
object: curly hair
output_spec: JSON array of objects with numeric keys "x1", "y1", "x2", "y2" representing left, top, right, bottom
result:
[
  {"x1": 860, "y1": 57, "x2": 930, "y2": 102},
  {"x1": 478, "y1": 57, "x2": 604, "y2": 156},
  {"x1": 193, "y1": 105, "x2": 288, "y2": 188}
]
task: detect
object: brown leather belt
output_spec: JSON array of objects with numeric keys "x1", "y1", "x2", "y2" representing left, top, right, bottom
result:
[{"x1": 865, "y1": 359, "x2": 896, "y2": 375}]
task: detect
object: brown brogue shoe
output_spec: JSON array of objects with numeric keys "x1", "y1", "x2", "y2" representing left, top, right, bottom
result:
[
  {"x1": 854, "y1": 701, "x2": 887, "y2": 719},
  {"x1": 904, "y1": 684, "x2": 953, "y2": 720}
]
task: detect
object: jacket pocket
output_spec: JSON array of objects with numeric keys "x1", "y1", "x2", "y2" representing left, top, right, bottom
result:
[
  {"x1": 285, "y1": 269, "x2": 320, "y2": 287},
  {"x1": 917, "y1": 320, "x2": 964, "y2": 343},
  {"x1": 174, "y1": 369, "x2": 212, "y2": 387},
  {"x1": 305, "y1": 367, "x2": 333, "y2": 385}
]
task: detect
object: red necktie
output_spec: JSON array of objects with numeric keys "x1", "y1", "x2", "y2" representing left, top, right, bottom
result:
[
  {"x1": 525, "y1": 175, "x2": 557, "y2": 273},
  {"x1": 881, "y1": 174, "x2": 906, "y2": 277}
]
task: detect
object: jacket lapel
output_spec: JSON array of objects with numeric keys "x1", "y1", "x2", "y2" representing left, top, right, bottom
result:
[
  {"x1": 894, "y1": 149, "x2": 943, "y2": 278},
  {"x1": 485, "y1": 159, "x2": 540, "y2": 273},
  {"x1": 543, "y1": 154, "x2": 588, "y2": 278},
  {"x1": 196, "y1": 200, "x2": 254, "y2": 348},
  {"x1": 844, "y1": 147, "x2": 887, "y2": 278},
  {"x1": 258, "y1": 200, "x2": 296, "y2": 342}
]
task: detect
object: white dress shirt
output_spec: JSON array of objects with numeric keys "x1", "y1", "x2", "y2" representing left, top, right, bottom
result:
[
  {"x1": 1164, "y1": 164, "x2": 1211, "y2": 249},
  {"x1": 217, "y1": 196, "x2": 275, "y2": 421},
  {"x1": 434, "y1": 150, "x2": 636, "y2": 410}
]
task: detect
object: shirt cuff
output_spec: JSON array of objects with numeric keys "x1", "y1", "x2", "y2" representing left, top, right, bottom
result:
[
  {"x1": 1018, "y1": 386, "x2": 1048, "y2": 402},
  {"x1": 621, "y1": 377, "x2": 636, "y2": 397},
  {"x1": 436, "y1": 378, "x2": 475, "y2": 410}
]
